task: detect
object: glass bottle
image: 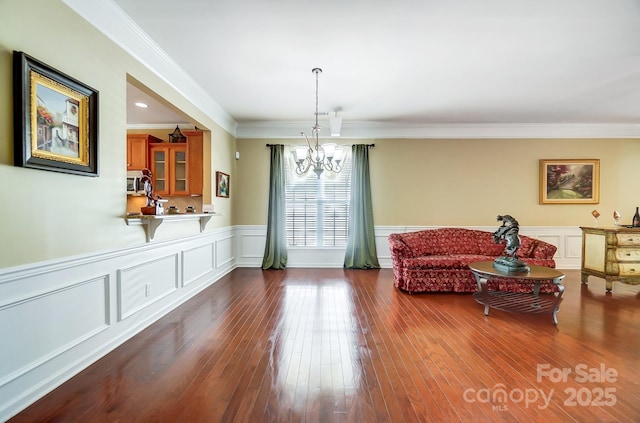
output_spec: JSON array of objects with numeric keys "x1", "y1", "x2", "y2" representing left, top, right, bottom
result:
[{"x1": 633, "y1": 207, "x2": 640, "y2": 227}]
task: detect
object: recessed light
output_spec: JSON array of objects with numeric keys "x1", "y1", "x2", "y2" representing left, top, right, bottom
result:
[{"x1": 134, "y1": 102, "x2": 148, "y2": 108}]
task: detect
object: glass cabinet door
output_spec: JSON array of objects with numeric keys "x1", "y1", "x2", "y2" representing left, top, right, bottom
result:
[
  {"x1": 151, "y1": 148, "x2": 168, "y2": 195},
  {"x1": 149, "y1": 144, "x2": 188, "y2": 196},
  {"x1": 172, "y1": 148, "x2": 188, "y2": 195}
]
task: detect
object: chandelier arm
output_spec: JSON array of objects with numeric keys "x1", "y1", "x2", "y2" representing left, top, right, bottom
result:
[
  {"x1": 295, "y1": 67, "x2": 343, "y2": 178},
  {"x1": 295, "y1": 156, "x2": 311, "y2": 175},
  {"x1": 300, "y1": 132, "x2": 313, "y2": 152}
]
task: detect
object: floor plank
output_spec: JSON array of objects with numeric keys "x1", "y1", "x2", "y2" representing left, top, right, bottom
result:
[{"x1": 9, "y1": 268, "x2": 640, "y2": 422}]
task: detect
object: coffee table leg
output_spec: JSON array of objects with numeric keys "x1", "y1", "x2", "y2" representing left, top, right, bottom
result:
[
  {"x1": 552, "y1": 277, "x2": 565, "y2": 325},
  {"x1": 474, "y1": 275, "x2": 490, "y2": 316},
  {"x1": 532, "y1": 281, "x2": 541, "y2": 309}
]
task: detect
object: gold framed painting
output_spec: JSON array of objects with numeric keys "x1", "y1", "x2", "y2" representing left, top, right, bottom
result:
[
  {"x1": 13, "y1": 51, "x2": 99, "y2": 176},
  {"x1": 539, "y1": 159, "x2": 600, "y2": 204}
]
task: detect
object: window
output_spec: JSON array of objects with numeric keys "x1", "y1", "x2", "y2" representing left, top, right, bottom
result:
[{"x1": 284, "y1": 147, "x2": 351, "y2": 247}]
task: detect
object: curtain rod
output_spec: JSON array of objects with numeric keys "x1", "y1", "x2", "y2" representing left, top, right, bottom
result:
[{"x1": 266, "y1": 143, "x2": 375, "y2": 148}]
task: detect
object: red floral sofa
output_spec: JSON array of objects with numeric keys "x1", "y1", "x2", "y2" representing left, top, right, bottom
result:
[{"x1": 388, "y1": 228, "x2": 558, "y2": 294}]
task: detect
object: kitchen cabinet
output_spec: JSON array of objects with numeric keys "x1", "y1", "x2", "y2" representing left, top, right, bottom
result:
[
  {"x1": 149, "y1": 143, "x2": 189, "y2": 196},
  {"x1": 183, "y1": 131, "x2": 203, "y2": 195},
  {"x1": 127, "y1": 134, "x2": 161, "y2": 170},
  {"x1": 148, "y1": 131, "x2": 202, "y2": 197}
]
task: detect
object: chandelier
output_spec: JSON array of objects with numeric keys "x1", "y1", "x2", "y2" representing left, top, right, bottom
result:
[{"x1": 293, "y1": 68, "x2": 344, "y2": 178}]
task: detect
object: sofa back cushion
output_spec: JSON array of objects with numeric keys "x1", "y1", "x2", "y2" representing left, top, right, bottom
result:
[
  {"x1": 518, "y1": 235, "x2": 558, "y2": 259},
  {"x1": 398, "y1": 228, "x2": 505, "y2": 257},
  {"x1": 518, "y1": 236, "x2": 537, "y2": 257},
  {"x1": 530, "y1": 238, "x2": 558, "y2": 259},
  {"x1": 393, "y1": 228, "x2": 557, "y2": 259}
]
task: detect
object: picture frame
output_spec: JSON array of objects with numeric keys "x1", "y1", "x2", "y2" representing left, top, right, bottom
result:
[
  {"x1": 13, "y1": 51, "x2": 99, "y2": 176},
  {"x1": 539, "y1": 159, "x2": 600, "y2": 204},
  {"x1": 216, "y1": 171, "x2": 230, "y2": 198}
]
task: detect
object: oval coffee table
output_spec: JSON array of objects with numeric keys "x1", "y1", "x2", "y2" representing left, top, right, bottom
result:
[{"x1": 469, "y1": 261, "x2": 566, "y2": 325}]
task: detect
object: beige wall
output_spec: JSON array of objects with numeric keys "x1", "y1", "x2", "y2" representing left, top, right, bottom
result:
[
  {"x1": 235, "y1": 138, "x2": 640, "y2": 227},
  {"x1": 0, "y1": 0, "x2": 235, "y2": 268},
  {"x1": 2, "y1": 1, "x2": 638, "y2": 269}
]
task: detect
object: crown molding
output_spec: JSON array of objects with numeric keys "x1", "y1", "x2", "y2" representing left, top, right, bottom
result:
[
  {"x1": 62, "y1": 0, "x2": 238, "y2": 137},
  {"x1": 236, "y1": 121, "x2": 640, "y2": 139},
  {"x1": 60, "y1": 0, "x2": 640, "y2": 141}
]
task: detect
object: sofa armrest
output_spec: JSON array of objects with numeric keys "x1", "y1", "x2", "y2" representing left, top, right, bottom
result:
[
  {"x1": 388, "y1": 234, "x2": 413, "y2": 261},
  {"x1": 388, "y1": 234, "x2": 414, "y2": 288}
]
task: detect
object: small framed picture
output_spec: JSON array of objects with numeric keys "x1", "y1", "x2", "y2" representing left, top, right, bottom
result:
[
  {"x1": 13, "y1": 51, "x2": 99, "y2": 176},
  {"x1": 539, "y1": 159, "x2": 600, "y2": 204},
  {"x1": 216, "y1": 171, "x2": 230, "y2": 198}
]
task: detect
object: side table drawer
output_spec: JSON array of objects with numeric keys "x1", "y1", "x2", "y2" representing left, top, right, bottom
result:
[
  {"x1": 615, "y1": 249, "x2": 640, "y2": 261},
  {"x1": 618, "y1": 263, "x2": 640, "y2": 276},
  {"x1": 616, "y1": 234, "x2": 640, "y2": 246}
]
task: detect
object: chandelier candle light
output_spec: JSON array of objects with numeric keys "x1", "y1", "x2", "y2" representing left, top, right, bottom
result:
[{"x1": 294, "y1": 68, "x2": 344, "y2": 178}]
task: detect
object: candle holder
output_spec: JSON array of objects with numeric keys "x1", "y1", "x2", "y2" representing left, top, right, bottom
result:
[{"x1": 591, "y1": 209, "x2": 600, "y2": 226}]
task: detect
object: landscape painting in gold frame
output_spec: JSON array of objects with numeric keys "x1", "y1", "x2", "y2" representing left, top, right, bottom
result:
[{"x1": 539, "y1": 159, "x2": 599, "y2": 204}]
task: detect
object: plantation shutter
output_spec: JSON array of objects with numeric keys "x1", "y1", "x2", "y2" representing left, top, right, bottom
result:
[{"x1": 284, "y1": 147, "x2": 351, "y2": 247}]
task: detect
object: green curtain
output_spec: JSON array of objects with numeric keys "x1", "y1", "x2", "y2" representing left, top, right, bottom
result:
[
  {"x1": 344, "y1": 144, "x2": 380, "y2": 269},
  {"x1": 261, "y1": 144, "x2": 288, "y2": 269}
]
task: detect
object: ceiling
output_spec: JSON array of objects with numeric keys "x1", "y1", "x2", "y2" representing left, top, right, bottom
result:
[{"x1": 90, "y1": 0, "x2": 640, "y2": 138}]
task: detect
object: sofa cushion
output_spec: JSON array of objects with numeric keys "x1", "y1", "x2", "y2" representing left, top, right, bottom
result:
[
  {"x1": 518, "y1": 236, "x2": 537, "y2": 258},
  {"x1": 403, "y1": 254, "x2": 496, "y2": 270},
  {"x1": 399, "y1": 228, "x2": 506, "y2": 257},
  {"x1": 474, "y1": 232, "x2": 508, "y2": 256},
  {"x1": 531, "y1": 240, "x2": 558, "y2": 259},
  {"x1": 398, "y1": 230, "x2": 439, "y2": 257}
]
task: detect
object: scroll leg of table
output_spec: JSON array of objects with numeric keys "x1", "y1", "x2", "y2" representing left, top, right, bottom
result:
[
  {"x1": 532, "y1": 281, "x2": 541, "y2": 309},
  {"x1": 552, "y1": 278, "x2": 565, "y2": 325},
  {"x1": 474, "y1": 275, "x2": 490, "y2": 316}
]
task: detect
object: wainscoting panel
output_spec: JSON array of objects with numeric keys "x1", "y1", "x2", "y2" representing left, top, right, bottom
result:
[
  {"x1": 565, "y1": 234, "x2": 584, "y2": 259},
  {"x1": 0, "y1": 276, "x2": 109, "y2": 389},
  {"x1": 235, "y1": 225, "x2": 267, "y2": 267},
  {"x1": 118, "y1": 254, "x2": 179, "y2": 320},
  {"x1": 182, "y1": 243, "x2": 215, "y2": 287},
  {"x1": 215, "y1": 236, "x2": 235, "y2": 268},
  {"x1": 287, "y1": 248, "x2": 346, "y2": 268},
  {"x1": 235, "y1": 226, "x2": 267, "y2": 267},
  {"x1": 235, "y1": 225, "x2": 583, "y2": 269},
  {"x1": 0, "y1": 228, "x2": 236, "y2": 422}
]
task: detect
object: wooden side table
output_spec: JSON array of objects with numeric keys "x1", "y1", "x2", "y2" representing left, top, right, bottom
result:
[{"x1": 469, "y1": 261, "x2": 566, "y2": 325}]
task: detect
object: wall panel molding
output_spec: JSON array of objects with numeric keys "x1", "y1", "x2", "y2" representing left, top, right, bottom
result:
[
  {"x1": 235, "y1": 225, "x2": 583, "y2": 270},
  {"x1": 0, "y1": 227, "x2": 236, "y2": 421},
  {"x1": 0, "y1": 276, "x2": 110, "y2": 389},
  {"x1": 0, "y1": 223, "x2": 583, "y2": 420},
  {"x1": 118, "y1": 254, "x2": 179, "y2": 320}
]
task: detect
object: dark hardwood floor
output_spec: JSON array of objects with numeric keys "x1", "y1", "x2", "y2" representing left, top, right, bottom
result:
[{"x1": 10, "y1": 268, "x2": 640, "y2": 422}]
